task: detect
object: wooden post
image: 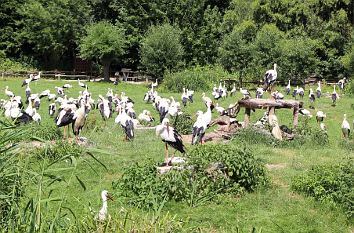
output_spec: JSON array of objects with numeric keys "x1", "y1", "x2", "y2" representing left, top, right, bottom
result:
[
  {"x1": 244, "y1": 108, "x2": 251, "y2": 128},
  {"x1": 293, "y1": 107, "x2": 299, "y2": 128}
]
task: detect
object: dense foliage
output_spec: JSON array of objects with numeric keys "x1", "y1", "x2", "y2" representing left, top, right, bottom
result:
[
  {"x1": 140, "y1": 23, "x2": 184, "y2": 78},
  {"x1": 292, "y1": 160, "x2": 354, "y2": 219},
  {"x1": 0, "y1": 0, "x2": 352, "y2": 80},
  {"x1": 79, "y1": 22, "x2": 126, "y2": 81},
  {"x1": 114, "y1": 144, "x2": 268, "y2": 208},
  {"x1": 162, "y1": 65, "x2": 229, "y2": 92}
]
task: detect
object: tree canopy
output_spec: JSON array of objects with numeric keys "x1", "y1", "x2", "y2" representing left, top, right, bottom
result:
[
  {"x1": 0, "y1": 0, "x2": 353, "y2": 80},
  {"x1": 79, "y1": 21, "x2": 126, "y2": 81}
]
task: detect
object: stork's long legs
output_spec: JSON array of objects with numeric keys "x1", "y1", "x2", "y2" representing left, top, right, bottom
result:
[{"x1": 165, "y1": 143, "x2": 169, "y2": 165}]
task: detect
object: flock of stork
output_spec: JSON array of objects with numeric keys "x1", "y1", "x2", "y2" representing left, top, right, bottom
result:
[{"x1": 0, "y1": 64, "x2": 352, "y2": 166}]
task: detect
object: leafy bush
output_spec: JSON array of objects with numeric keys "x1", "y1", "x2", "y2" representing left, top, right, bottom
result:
[
  {"x1": 161, "y1": 65, "x2": 230, "y2": 92},
  {"x1": 22, "y1": 121, "x2": 62, "y2": 141},
  {"x1": 345, "y1": 79, "x2": 354, "y2": 95},
  {"x1": 114, "y1": 144, "x2": 268, "y2": 208},
  {"x1": 33, "y1": 141, "x2": 83, "y2": 160},
  {"x1": 232, "y1": 127, "x2": 276, "y2": 145},
  {"x1": 172, "y1": 114, "x2": 193, "y2": 134},
  {"x1": 0, "y1": 50, "x2": 35, "y2": 71},
  {"x1": 292, "y1": 160, "x2": 354, "y2": 219},
  {"x1": 0, "y1": 121, "x2": 25, "y2": 227}
]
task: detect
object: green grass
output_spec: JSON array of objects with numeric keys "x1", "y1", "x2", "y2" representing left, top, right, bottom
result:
[{"x1": 0, "y1": 77, "x2": 353, "y2": 232}]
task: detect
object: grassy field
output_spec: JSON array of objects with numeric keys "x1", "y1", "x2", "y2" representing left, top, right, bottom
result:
[{"x1": 0, "y1": 77, "x2": 353, "y2": 232}]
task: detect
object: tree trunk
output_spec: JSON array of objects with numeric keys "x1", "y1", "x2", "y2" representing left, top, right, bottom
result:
[{"x1": 102, "y1": 59, "x2": 112, "y2": 82}]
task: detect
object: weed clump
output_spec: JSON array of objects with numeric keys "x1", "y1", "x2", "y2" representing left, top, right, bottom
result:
[
  {"x1": 114, "y1": 144, "x2": 268, "y2": 208},
  {"x1": 172, "y1": 114, "x2": 193, "y2": 134},
  {"x1": 292, "y1": 160, "x2": 354, "y2": 219},
  {"x1": 33, "y1": 141, "x2": 83, "y2": 160},
  {"x1": 22, "y1": 122, "x2": 62, "y2": 141}
]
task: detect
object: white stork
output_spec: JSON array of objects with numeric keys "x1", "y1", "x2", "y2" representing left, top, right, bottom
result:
[
  {"x1": 156, "y1": 118, "x2": 185, "y2": 165},
  {"x1": 341, "y1": 114, "x2": 350, "y2": 138},
  {"x1": 191, "y1": 110, "x2": 207, "y2": 145},
  {"x1": 5, "y1": 86, "x2": 14, "y2": 98},
  {"x1": 285, "y1": 80, "x2": 291, "y2": 95},
  {"x1": 96, "y1": 190, "x2": 113, "y2": 221},
  {"x1": 263, "y1": 63, "x2": 277, "y2": 90},
  {"x1": 316, "y1": 81, "x2": 321, "y2": 98}
]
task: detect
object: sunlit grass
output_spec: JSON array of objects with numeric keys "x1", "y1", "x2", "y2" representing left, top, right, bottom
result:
[{"x1": 0, "y1": 77, "x2": 353, "y2": 231}]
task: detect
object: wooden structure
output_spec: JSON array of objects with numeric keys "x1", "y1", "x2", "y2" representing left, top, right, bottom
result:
[{"x1": 237, "y1": 98, "x2": 303, "y2": 128}]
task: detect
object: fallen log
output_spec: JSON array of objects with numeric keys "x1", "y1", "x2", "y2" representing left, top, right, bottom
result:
[{"x1": 238, "y1": 98, "x2": 303, "y2": 109}]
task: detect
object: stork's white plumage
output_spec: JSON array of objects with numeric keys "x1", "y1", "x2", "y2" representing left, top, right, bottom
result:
[
  {"x1": 63, "y1": 84, "x2": 72, "y2": 89},
  {"x1": 299, "y1": 108, "x2": 312, "y2": 118},
  {"x1": 181, "y1": 88, "x2": 188, "y2": 107},
  {"x1": 5, "y1": 86, "x2": 14, "y2": 98},
  {"x1": 192, "y1": 110, "x2": 207, "y2": 145},
  {"x1": 230, "y1": 83, "x2": 236, "y2": 96},
  {"x1": 25, "y1": 84, "x2": 31, "y2": 100},
  {"x1": 285, "y1": 80, "x2": 291, "y2": 95},
  {"x1": 22, "y1": 76, "x2": 32, "y2": 87},
  {"x1": 341, "y1": 114, "x2": 350, "y2": 138},
  {"x1": 78, "y1": 79, "x2": 86, "y2": 88},
  {"x1": 115, "y1": 105, "x2": 135, "y2": 140},
  {"x1": 202, "y1": 92, "x2": 212, "y2": 105},
  {"x1": 156, "y1": 118, "x2": 185, "y2": 165},
  {"x1": 97, "y1": 190, "x2": 113, "y2": 221},
  {"x1": 240, "y1": 88, "x2": 250, "y2": 98},
  {"x1": 256, "y1": 87, "x2": 264, "y2": 99},
  {"x1": 215, "y1": 103, "x2": 225, "y2": 115},
  {"x1": 32, "y1": 108, "x2": 41, "y2": 124},
  {"x1": 316, "y1": 81, "x2": 321, "y2": 98},
  {"x1": 316, "y1": 111, "x2": 326, "y2": 122},
  {"x1": 138, "y1": 110, "x2": 154, "y2": 124},
  {"x1": 32, "y1": 71, "x2": 41, "y2": 81},
  {"x1": 264, "y1": 63, "x2": 277, "y2": 89}
]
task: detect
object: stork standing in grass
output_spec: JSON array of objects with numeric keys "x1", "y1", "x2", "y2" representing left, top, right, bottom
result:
[
  {"x1": 332, "y1": 85, "x2": 338, "y2": 106},
  {"x1": 22, "y1": 75, "x2": 32, "y2": 87},
  {"x1": 316, "y1": 111, "x2": 327, "y2": 131},
  {"x1": 49, "y1": 103, "x2": 56, "y2": 117},
  {"x1": 96, "y1": 190, "x2": 113, "y2": 221},
  {"x1": 181, "y1": 88, "x2": 188, "y2": 107},
  {"x1": 285, "y1": 80, "x2": 291, "y2": 95},
  {"x1": 256, "y1": 87, "x2": 264, "y2": 99},
  {"x1": 309, "y1": 88, "x2": 315, "y2": 109},
  {"x1": 316, "y1": 81, "x2": 321, "y2": 98},
  {"x1": 187, "y1": 89, "x2": 194, "y2": 103},
  {"x1": 115, "y1": 105, "x2": 135, "y2": 140},
  {"x1": 55, "y1": 104, "x2": 77, "y2": 139},
  {"x1": 156, "y1": 118, "x2": 185, "y2": 165},
  {"x1": 298, "y1": 87, "x2": 304, "y2": 99},
  {"x1": 240, "y1": 88, "x2": 251, "y2": 98},
  {"x1": 192, "y1": 110, "x2": 207, "y2": 145},
  {"x1": 5, "y1": 86, "x2": 14, "y2": 98},
  {"x1": 263, "y1": 63, "x2": 277, "y2": 91},
  {"x1": 341, "y1": 114, "x2": 350, "y2": 139},
  {"x1": 72, "y1": 100, "x2": 90, "y2": 142},
  {"x1": 230, "y1": 83, "x2": 236, "y2": 96}
]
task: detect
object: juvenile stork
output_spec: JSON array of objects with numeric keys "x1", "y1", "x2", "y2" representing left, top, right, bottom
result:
[
  {"x1": 5, "y1": 86, "x2": 14, "y2": 98},
  {"x1": 316, "y1": 81, "x2": 321, "y2": 98},
  {"x1": 240, "y1": 88, "x2": 251, "y2": 98},
  {"x1": 332, "y1": 85, "x2": 338, "y2": 106},
  {"x1": 263, "y1": 63, "x2": 277, "y2": 91},
  {"x1": 316, "y1": 111, "x2": 326, "y2": 123},
  {"x1": 98, "y1": 95, "x2": 111, "y2": 120},
  {"x1": 192, "y1": 110, "x2": 207, "y2": 145},
  {"x1": 49, "y1": 103, "x2": 56, "y2": 117},
  {"x1": 309, "y1": 88, "x2": 315, "y2": 109},
  {"x1": 72, "y1": 100, "x2": 90, "y2": 142},
  {"x1": 285, "y1": 80, "x2": 291, "y2": 95},
  {"x1": 96, "y1": 190, "x2": 113, "y2": 221},
  {"x1": 298, "y1": 87, "x2": 304, "y2": 99},
  {"x1": 22, "y1": 75, "x2": 32, "y2": 87},
  {"x1": 55, "y1": 104, "x2": 77, "y2": 139},
  {"x1": 115, "y1": 105, "x2": 135, "y2": 140},
  {"x1": 181, "y1": 88, "x2": 188, "y2": 107},
  {"x1": 341, "y1": 114, "x2": 350, "y2": 138},
  {"x1": 31, "y1": 71, "x2": 41, "y2": 82},
  {"x1": 156, "y1": 118, "x2": 185, "y2": 165},
  {"x1": 186, "y1": 89, "x2": 194, "y2": 103},
  {"x1": 256, "y1": 87, "x2": 264, "y2": 99},
  {"x1": 230, "y1": 83, "x2": 236, "y2": 96},
  {"x1": 138, "y1": 110, "x2": 154, "y2": 125}
]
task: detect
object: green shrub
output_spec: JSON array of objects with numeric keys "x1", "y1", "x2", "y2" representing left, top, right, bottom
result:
[
  {"x1": 161, "y1": 65, "x2": 230, "y2": 92},
  {"x1": 114, "y1": 144, "x2": 268, "y2": 208},
  {"x1": 22, "y1": 122, "x2": 62, "y2": 141},
  {"x1": 345, "y1": 79, "x2": 354, "y2": 95},
  {"x1": 292, "y1": 160, "x2": 354, "y2": 219},
  {"x1": 232, "y1": 128, "x2": 276, "y2": 145},
  {"x1": 172, "y1": 114, "x2": 193, "y2": 134},
  {"x1": 0, "y1": 51, "x2": 35, "y2": 71},
  {"x1": 33, "y1": 141, "x2": 83, "y2": 160}
]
